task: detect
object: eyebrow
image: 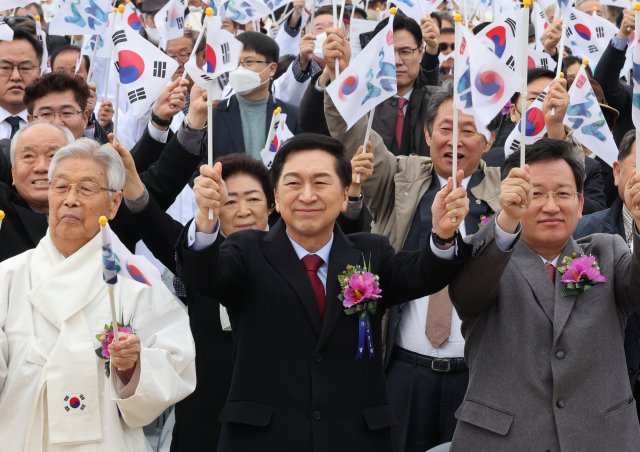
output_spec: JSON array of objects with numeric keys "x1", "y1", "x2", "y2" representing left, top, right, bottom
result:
[
  {"x1": 227, "y1": 189, "x2": 261, "y2": 196},
  {"x1": 282, "y1": 172, "x2": 334, "y2": 179},
  {"x1": 532, "y1": 183, "x2": 575, "y2": 188},
  {"x1": 37, "y1": 104, "x2": 77, "y2": 110}
]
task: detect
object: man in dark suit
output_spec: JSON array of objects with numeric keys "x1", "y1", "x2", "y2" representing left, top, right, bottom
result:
[
  {"x1": 573, "y1": 129, "x2": 640, "y2": 420},
  {"x1": 0, "y1": 91, "x2": 207, "y2": 262},
  {"x1": 175, "y1": 133, "x2": 471, "y2": 452}
]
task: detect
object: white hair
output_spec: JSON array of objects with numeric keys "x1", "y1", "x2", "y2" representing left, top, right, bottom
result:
[
  {"x1": 48, "y1": 138, "x2": 126, "y2": 194},
  {"x1": 10, "y1": 121, "x2": 75, "y2": 166}
]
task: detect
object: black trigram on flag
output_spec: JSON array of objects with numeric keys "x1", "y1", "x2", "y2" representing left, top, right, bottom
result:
[
  {"x1": 176, "y1": 17, "x2": 184, "y2": 29},
  {"x1": 201, "y1": 74, "x2": 213, "y2": 81},
  {"x1": 596, "y1": 26, "x2": 604, "y2": 38},
  {"x1": 113, "y1": 30, "x2": 127, "y2": 46},
  {"x1": 509, "y1": 139, "x2": 521, "y2": 153},
  {"x1": 566, "y1": 27, "x2": 573, "y2": 38},
  {"x1": 588, "y1": 45, "x2": 598, "y2": 53},
  {"x1": 221, "y1": 42, "x2": 231, "y2": 64},
  {"x1": 536, "y1": 91, "x2": 547, "y2": 103},
  {"x1": 128, "y1": 87, "x2": 147, "y2": 103},
  {"x1": 154, "y1": 61, "x2": 166, "y2": 78},
  {"x1": 505, "y1": 55, "x2": 515, "y2": 72},
  {"x1": 505, "y1": 18, "x2": 517, "y2": 37},
  {"x1": 570, "y1": 13, "x2": 577, "y2": 20},
  {"x1": 540, "y1": 58, "x2": 548, "y2": 69},
  {"x1": 114, "y1": 61, "x2": 120, "y2": 73}
]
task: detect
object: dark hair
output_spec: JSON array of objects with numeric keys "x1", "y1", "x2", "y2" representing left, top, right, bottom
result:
[
  {"x1": 235, "y1": 31, "x2": 279, "y2": 63},
  {"x1": 501, "y1": 138, "x2": 585, "y2": 193},
  {"x1": 430, "y1": 13, "x2": 442, "y2": 29},
  {"x1": 50, "y1": 45, "x2": 90, "y2": 74},
  {"x1": 215, "y1": 153, "x2": 275, "y2": 209},
  {"x1": 618, "y1": 129, "x2": 636, "y2": 163},
  {"x1": 270, "y1": 133, "x2": 352, "y2": 190},
  {"x1": 373, "y1": 14, "x2": 422, "y2": 48},
  {"x1": 563, "y1": 56, "x2": 593, "y2": 78},
  {"x1": 24, "y1": 71, "x2": 91, "y2": 114},
  {"x1": 510, "y1": 67, "x2": 556, "y2": 105},
  {"x1": 439, "y1": 27, "x2": 454, "y2": 36},
  {"x1": 3, "y1": 27, "x2": 43, "y2": 65},
  {"x1": 315, "y1": 5, "x2": 350, "y2": 23},
  {"x1": 20, "y1": 2, "x2": 44, "y2": 18},
  {"x1": 275, "y1": 54, "x2": 296, "y2": 79}
]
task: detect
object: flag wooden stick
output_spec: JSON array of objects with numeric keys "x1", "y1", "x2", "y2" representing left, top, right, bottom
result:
[
  {"x1": 109, "y1": 287, "x2": 120, "y2": 343},
  {"x1": 463, "y1": 0, "x2": 468, "y2": 25},
  {"x1": 339, "y1": 0, "x2": 347, "y2": 24},
  {"x1": 264, "y1": 107, "x2": 281, "y2": 150},
  {"x1": 591, "y1": 5, "x2": 597, "y2": 16},
  {"x1": 87, "y1": 35, "x2": 100, "y2": 83},
  {"x1": 451, "y1": 13, "x2": 462, "y2": 222},
  {"x1": 376, "y1": 7, "x2": 381, "y2": 21},
  {"x1": 628, "y1": 0, "x2": 634, "y2": 32},
  {"x1": 520, "y1": 0, "x2": 530, "y2": 170},
  {"x1": 271, "y1": 13, "x2": 277, "y2": 23},
  {"x1": 333, "y1": 0, "x2": 338, "y2": 28},
  {"x1": 551, "y1": 19, "x2": 566, "y2": 116},
  {"x1": 185, "y1": 8, "x2": 211, "y2": 81},
  {"x1": 283, "y1": 2, "x2": 291, "y2": 16},
  {"x1": 385, "y1": 0, "x2": 390, "y2": 17},
  {"x1": 636, "y1": 3, "x2": 640, "y2": 172},
  {"x1": 103, "y1": 8, "x2": 118, "y2": 102},
  {"x1": 364, "y1": 0, "x2": 370, "y2": 15},
  {"x1": 532, "y1": 0, "x2": 551, "y2": 28},
  {"x1": 356, "y1": 109, "x2": 375, "y2": 184},
  {"x1": 0, "y1": 210, "x2": 4, "y2": 231},
  {"x1": 113, "y1": 6, "x2": 125, "y2": 144},
  {"x1": 336, "y1": 0, "x2": 346, "y2": 78},
  {"x1": 308, "y1": 0, "x2": 317, "y2": 34},
  {"x1": 418, "y1": 0, "x2": 426, "y2": 17},
  {"x1": 207, "y1": 79, "x2": 214, "y2": 220}
]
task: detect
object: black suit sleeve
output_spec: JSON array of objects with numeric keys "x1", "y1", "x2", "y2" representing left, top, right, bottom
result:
[
  {"x1": 298, "y1": 72, "x2": 330, "y2": 135},
  {"x1": 92, "y1": 122, "x2": 111, "y2": 145},
  {"x1": 0, "y1": 139, "x2": 11, "y2": 186},
  {"x1": 129, "y1": 126, "x2": 175, "y2": 173},
  {"x1": 583, "y1": 157, "x2": 607, "y2": 215},
  {"x1": 420, "y1": 52, "x2": 440, "y2": 86},
  {"x1": 594, "y1": 42, "x2": 631, "y2": 129}
]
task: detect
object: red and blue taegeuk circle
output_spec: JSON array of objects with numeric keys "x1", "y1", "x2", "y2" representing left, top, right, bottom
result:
[
  {"x1": 269, "y1": 135, "x2": 278, "y2": 153},
  {"x1": 527, "y1": 56, "x2": 536, "y2": 70},
  {"x1": 69, "y1": 397, "x2": 80, "y2": 409},
  {"x1": 474, "y1": 70, "x2": 505, "y2": 104},
  {"x1": 338, "y1": 74, "x2": 359, "y2": 102},
  {"x1": 486, "y1": 26, "x2": 507, "y2": 58},
  {"x1": 128, "y1": 13, "x2": 141, "y2": 30},
  {"x1": 118, "y1": 50, "x2": 145, "y2": 84},
  {"x1": 518, "y1": 107, "x2": 546, "y2": 136},
  {"x1": 206, "y1": 44, "x2": 216, "y2": 73},
  {"x1": 575, "y1": 24, "x2": 591, "y2": 41}
]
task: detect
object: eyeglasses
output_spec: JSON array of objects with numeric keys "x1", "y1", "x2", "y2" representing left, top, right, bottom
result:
[
  {"x1": 239, "y1": 60, "x2": 269, "y2": 69},
  {"x1": 167, "y1": 53, "x2": 190, "y2": 63},
  {"x1": 0, "y1": 62, "x2": 36, "y2": 77},
  {"x1": 48, "y1": 178, "x2": 117, "y2": 197},
  {"x1": 32, "y1": 110, "x2": 84, "y2": 121},
  {"x1": 438, "y1": 42, "x2": 455, "y2": 52},
  {"x1": 395, "y1": 48, "x2": 419, "y2": 60},
  {"x1": 434, "y1": 126, "x2": 478, "y2": 138},
  {"x1": 531, "y1": 187, "x2": 579, "y2": 207}
]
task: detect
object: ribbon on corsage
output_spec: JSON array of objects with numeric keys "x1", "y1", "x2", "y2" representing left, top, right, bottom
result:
[{"x1": 338, "y1": 257, "x2": 382, "y2": 360}]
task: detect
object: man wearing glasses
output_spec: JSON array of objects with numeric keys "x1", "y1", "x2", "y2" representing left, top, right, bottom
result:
[
  {"x1": 438, "y1": 27, "x2": 454, "y2": 76},
  {"x1": 0, "y1": 29, "x2": 41, "y2": 141}
]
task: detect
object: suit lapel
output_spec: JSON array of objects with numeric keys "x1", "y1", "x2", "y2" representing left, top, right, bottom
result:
[
  {"x1": 220, "y1": 96, "x2": 245, "y2": 155},
  {"x1": 511, "y1": 241, "x2": 555, "y2": 324},
  {"x1": 316, "y1": 225, "x2": 363, "y2": 352},
  {"x1": 552, "y1": 239, "x2": 582, "y2": 345},
  {"x1": 465, "y1": 169, "x2": 488, "y2": 236},
  {"x1": 261, "y1": 220, "x2": 322, "y2": 334}
]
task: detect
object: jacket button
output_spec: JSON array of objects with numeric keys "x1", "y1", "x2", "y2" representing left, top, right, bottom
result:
[
  {"x1": 313, "y1": 411, "x2": 321, "y2": 420},
  {"x1": 556, "y1": 398, "x2": 565, "y2": 408},
  {"x1": 630, "y1": 367, "x2": 637, "y2": 374},
  {"x1": 555, "y1": 351, "x2": 565, "y2": 360},
  {"x1": 391, "y1": 101, "x2": 397, "y2": 106},
  {"x1": 314, "y1": 353, "x2": 322, "y2": 362}
]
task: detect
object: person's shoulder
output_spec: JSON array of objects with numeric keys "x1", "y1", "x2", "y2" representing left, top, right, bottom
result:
[
  {"x1": 574, "y1": 208, "x2": 611, "y2": 238},
  {"x1": 0, "y1": 246, "x2": 35, "y2": 275},
  {"x1": 482, "y1": 147, "x2": 506, "y2": 167},
  {"x1": 221, "y1": 228, "x2": 268, "y2": 248},
  {"x1": 345, "y1": 231, "x2": 391, "y2": 248},
  {"x1": 576, "y1": 229, "x2": 625, "y2": 251}
]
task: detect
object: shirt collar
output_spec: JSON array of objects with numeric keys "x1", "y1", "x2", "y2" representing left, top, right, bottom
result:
[
  {"x1": 395, "y1": 89, "x2": 413, "y2": 101},
  {"x1": 286, "y1": 230, "x2": 334, "y2": 265},
  {"x1": 539, "y1": 254, "x2": 560, "y2": 267},
  {"x1": 0, "y1": 105, "x2": 28, "y2": 123},
  {"x1": 435, "y1": 172, "x2": 473, "y2": 191}
]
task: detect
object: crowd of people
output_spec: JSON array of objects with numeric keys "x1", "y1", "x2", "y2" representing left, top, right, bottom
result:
[{"x1": 0, "y1": 0, "x2": 640, "y2": 451}]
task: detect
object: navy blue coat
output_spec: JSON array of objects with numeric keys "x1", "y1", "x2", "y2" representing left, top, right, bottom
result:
[{"x1": 573, "y1": 197, "x2": 640, "y2": 392}]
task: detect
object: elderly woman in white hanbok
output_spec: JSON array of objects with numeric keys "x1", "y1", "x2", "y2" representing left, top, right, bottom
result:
[{"x1": 0, "y1": 138, "x2": 196, "y2": 452}]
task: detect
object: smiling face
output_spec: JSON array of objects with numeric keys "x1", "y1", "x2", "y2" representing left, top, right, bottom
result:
[
  {"x1": 425, "y1": 99, "x2": 493, "y2": 179},
  {"x1": 11, "y1": 123, "x2": 68, "y2": 213},
  {"x1": 48, "y1": 157, "x2": 122, "y2": 254},
  {"x1": 275, "y1": 150, "x2": 348, "y2": 243},
  {"x1": 219, "y1": 173, "x2": 270, "y2": 235},
  {"x1": 394, "y1": 29, "x2": 423, "y2": 97},
  {"x1": 0, "y1": 39, "x2": 41, "y2": 115},
  {"x1": 521, "y1": 159, "x2": 584, "y2": 257}
]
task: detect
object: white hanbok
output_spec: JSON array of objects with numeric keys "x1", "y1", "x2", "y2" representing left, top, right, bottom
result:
[{"x1": 0, "y1": 230, "x2": 196, "y2": 451}]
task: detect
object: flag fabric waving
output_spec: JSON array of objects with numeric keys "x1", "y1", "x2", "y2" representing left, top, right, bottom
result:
[
  {"x1": 0, "y1": 0, "x2": 31, "y2": 11},
  {"x1": 35, "y1": 21, "x2": 49, "y2": 73},
  {"x1": 259, "y1": 0, "x2": 296, "y2": 14},
  {"x1": 476, "y1": 11, "x2": 521, "y2": 73},
  {"x1": 326, "y1": 15, "x2": 397, "y2": 130},
  {"x1": 622, "y1": 31, "x2": 635, "y2": 81},
  {"x1": 156, "y1": 0, "x2": 186, "y2": 50},
  {"x1": 111, "y1": 16, "x2": 179, "y2": 118},
  {"x1": 49, "y1": 0, "x2": 112, "y2": 36},
  {"x1": 260, "y1": 113, "x2": 294, "y2": 169},
  {"x1": 0, "y1": 16, "x2": 14, "y2": 42},
  {"x1": 392, "y1": 0, "x2": 444, "y2": 24},
  {"x1": 564, "y1": 65, "x2": 618, "y2": 166},
  {"x1": 557, "y1": 0, "x2": 572, "y2": 20},
  {"x1": 533, "y1": 1, "x2": 548, "y2": 51},
  {"x1": 503, "y1": 81, "x2": 551, "y2": 157},
  {"x1": 564, "y1": 8, "x2": 618, "y2": 66},
  {"x1": 100, "y1": 220, "x2": 162, "y2": 287},
  {"x1": 124, "y1": 0, "x2": 142, "y2": 30},
  {"x1": 527, "y1": 48, "x2": 557, "y2": 71},
  {"x1": 222, "y1": 0, "x2": 271, "y2": 25},
  {"x1": 455, "y1": 25, "x2": 523, "y2": 141}
]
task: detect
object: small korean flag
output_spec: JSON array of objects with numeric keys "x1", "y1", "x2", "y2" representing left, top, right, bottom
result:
[{"x1": 60, "y1": 393, "x2": 89, "y2": 414}]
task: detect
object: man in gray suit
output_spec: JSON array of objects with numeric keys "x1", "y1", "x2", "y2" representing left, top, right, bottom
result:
[{"x1": 449, "y1": 138, "x2": 640, "y2": 452}]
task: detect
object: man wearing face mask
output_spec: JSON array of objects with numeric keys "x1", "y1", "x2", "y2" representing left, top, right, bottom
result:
[
  {"x1": 139, "y1": 0, "x2": 165, "y2": 46},
  {"x1": 201, "y1": 31, "x2": 304, "y2": 164}
]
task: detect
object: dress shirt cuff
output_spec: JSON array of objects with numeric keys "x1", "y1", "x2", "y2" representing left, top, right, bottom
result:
[
  {"x1": 188, "y1": 218, "x2": 220, "y2": 250},
  {"x1": 283, "y1": 18, "x2": 301, "y2": 37},
  {"x1": 292, "y1": 57, "x2": 318, "y2": 83},
  {"x1": 177, "y1": 126, "x2": 206, "y2": 155},
  {"x1": 83, "y1": 126, "x2": 96, "y2": 138},
  {"x1": 494, "y1": 220, "x2": 521, "y2": 251},
  {"x1": 343, "y1": 198, "x2": 363, "y2": 220},
  {"x1": 115, "y1": 361, "x2": 141, "y2": 399},
  {"x1": 430, "y1": 236, "x2": 457, "y2": 260},
  {"x1": 124, "y1": 185, "x2": 149, "y2": 213},
  {"x1": 147, "y1": 119, "x2": 169, "y2": 143},
  {"x1": 611, "y1": 36, "x2": 628, "y2": 51}
]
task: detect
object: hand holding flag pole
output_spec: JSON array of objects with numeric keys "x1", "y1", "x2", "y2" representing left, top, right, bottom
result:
[
  {"x1": 550, "y1": 18, "x2": 566, "y2": 117},
  {"x1": 0, "y1": 210, "x2": 4, "y2": 231},
  {"x1": 520, "y1": 0, "x2": 530, "y2": 171},
  {"x1": 636, "y1": 2, "x2": 640, "y2": 171},
  {"x1": 450, "y1": 12, "x2": 462, "y2": 222}
]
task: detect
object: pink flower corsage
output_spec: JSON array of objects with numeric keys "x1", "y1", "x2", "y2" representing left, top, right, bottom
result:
[
  {"x1": 558, "y1": 252, "x2": 606, "y2": 297},
  {"x1": 95, "y1": 317, "x2": 136, "y2": 377}
]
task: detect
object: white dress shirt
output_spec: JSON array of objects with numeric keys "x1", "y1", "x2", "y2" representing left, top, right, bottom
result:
[
  {"x1": 395, "y1": 173, "x2": 473, "y2": 358},
  {"x1": 0, "y1": 106, "x2": 28, "y2": 140}
]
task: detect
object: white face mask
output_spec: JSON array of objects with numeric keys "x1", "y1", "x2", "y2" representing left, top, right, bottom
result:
[
  {"x1": 528, "y1": 41, "x2": 537, "y2": 50},
  {"x1": 145, "y1": 25, "x2": 161, "y2": 44},
  {"x1": 229, "y1": 64, "x2": 272, "y2": 96},
  {"x1": 313, "y1": 32, "x2": 328, "y2": 59}
]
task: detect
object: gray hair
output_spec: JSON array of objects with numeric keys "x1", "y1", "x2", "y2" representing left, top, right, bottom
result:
[
  {"x1": 10, "y1": 121, "x2": 75, "y2": 166},
  {"x1": 48, "y1": 138, "x2": 126, "y2": 194},
  {"x1": 425, "y1": 79, "x2": 503, "y2": 135},
  {"x1": 575, "y1": 0, "x2": 599, "y2": 8}
]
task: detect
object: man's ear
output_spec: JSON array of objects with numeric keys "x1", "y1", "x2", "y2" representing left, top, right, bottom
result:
[
  {"x1": 83, "y1": 110, "x2": 90, "y2": 128},
  {"x1": 424, "y1": 124, "x2": 432, "y2": 147},
  {"x1": 11, "y1": 165, "x2": 16, "y2": 187},
  {"x1": 274, "y1": 188, "x2": 281, "y2": 213},
  {"x1": 341, "y1": 187, "x2": 348, "y2": 213},
  {"x1": 109, "y1": 191, "x2": 123, "y2": 219},
  {"x1": 139, "y1": 13, "x2": 147, "y2": 28},
  {"x1": 509, "y1": 101, "x2": 518, "y2": 123},
  {"x1": 484, "y1": 131, "x2": 495, "y2": 152},
  {"x1": 613, "y1": 161, "x2": 621, "y2": 187}
]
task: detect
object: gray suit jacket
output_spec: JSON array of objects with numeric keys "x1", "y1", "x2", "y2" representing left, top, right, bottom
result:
[{"x1": 448, "y1": 215, "x2": 640, "y2": 452}]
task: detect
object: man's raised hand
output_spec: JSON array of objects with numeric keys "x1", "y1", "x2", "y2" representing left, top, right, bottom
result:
[
  {"x1": 324, "y1": 27, "x2": 351, "y2": 81},
  {"x1": 497, "y1": 166, "x2": 531, "y2": 233},
  {"x1": 194, "y1": 162, "x2": 228, "y2": 234},
  {"x1": 431, "y1": 170, "x2": 469, "y2": 247},
  {"x1": 151, "y1": 77, "x2": 189, "y2": 130},
  {"x1": 543, "y1": 17, "x2": 563, "y2": 57},
  {"x1": 421, "y1": 15, "x2": 439, "y2": 55}
]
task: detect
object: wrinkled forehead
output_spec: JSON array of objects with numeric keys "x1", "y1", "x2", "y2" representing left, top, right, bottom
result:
[
  {"x1": 434, "y1": 99, "x2": 478, "y2": 128},
  {"x1": 53, "y1": 157, "x2": 108, "y2": 184}
]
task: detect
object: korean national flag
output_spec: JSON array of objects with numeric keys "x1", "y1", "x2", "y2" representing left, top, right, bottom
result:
[
  {"x1": 504, "y1": 81, "x2": 551, "y2": 157},
  {"x1": 156, "y1": 0, "x2": 185, "y2": 51},
  {"x1": 111, "y1": 17, "x2": 178, "y2": 118},
  {"x1": 326, "y1": 14, "x2": 397, "y2": 130},
  {"x1": 260, "y1": 113, "x2": 294, "y2": 169},
  {"x1": 565, "y1": 64, "x2": 618, "y2": 167},
  {"x1": 565, "y1": 8, "x2": 618, "y2": 66},
  {"x1": 527, "y1": 49, "x2": 557, "y2": 72},
  {"x1": 49, "y1": 0, "x2": 112, "y2": 36},
  {"x1": 0, "y1": 16, "x2": 14, "y2": 42},
  {"x1": 476, "y1": 11, "x2": 521, "y2": 74},
  {"x1": 222, "y1": 0, "x2": 271, "y2": 25}
]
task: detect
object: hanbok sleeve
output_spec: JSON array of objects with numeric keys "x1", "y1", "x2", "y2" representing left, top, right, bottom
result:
[
  {"x1": 0, "y1": 289, "x2": 7, "y2": 394},
  {"x1": 110, "y1": 287, "x2": 196, "y2": 428}
]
